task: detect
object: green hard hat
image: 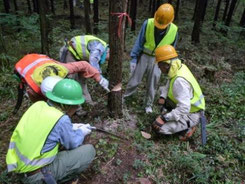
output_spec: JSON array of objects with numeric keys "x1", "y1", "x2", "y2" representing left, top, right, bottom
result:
[{"x1": 46, "y1": 79, "x2": 85, "y2": 105}]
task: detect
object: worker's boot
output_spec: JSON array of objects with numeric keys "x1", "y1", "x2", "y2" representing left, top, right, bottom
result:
[{"x1": 179, "y1": 126, "x2": 197, "y2": 141}]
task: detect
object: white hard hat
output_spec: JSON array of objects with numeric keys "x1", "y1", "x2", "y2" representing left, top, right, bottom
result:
[{"x1": 41, "y1": 76, "x2": 63, "y2": 96}]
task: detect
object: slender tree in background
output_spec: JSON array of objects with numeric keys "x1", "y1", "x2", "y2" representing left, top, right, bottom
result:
[
  {"x1": 225, "y1": 0, "x2": 238, "y2": 27},
  {"x1": 149, "y1": 0, "x2": 152, "y2": 12},
  {"x1": 3, "y1": 0, "x2": 10, "y2": 13},
  {"x1": 151, "y1": 0, "x2": 157, "y2": 17},
  {"x1": 27, "y1": 0, "x2": 32, "y2": 14},
  {"x1": 222, "y1": 0, "x2": 230, "y2": 21},
  {"x1": 192, "y1": 0, "x2": 198, "y2": 20},
  {"x1": 33, "y1": 0, "x2": 39, "y2": 13},
  {"x1": 69, "y1": 0, "x2": 75, "y2": 29},
  {"x1": 168, "y1": 0, "x2": 173, "y2": 4},
  {"x1": 13, "y1": 0, "x2": 18, "y2": 13},
  {"x1": 84, "y1": 0, "x2": 92, "y2": 34},
  {"x1": 240, "y1": 8, "x2": 245, "y2": 27},
  {"x1": 93, "y1": 0, "x2": 99, "y2": 34},
  {"x1": 192, "y1": 0, "x2": 207, "y2": 43},
  {"x1": 130, "y1": 0, "x2": 137, "y2": 31},
  {"x1": 38, "y1": 0, "x2": 49, "y2": 55},
  {"x1": 63, "y1": 0, "x2": 68, "y2": 10},
  {"x1": 50, "y1": 0, "x2": 55, "y2": 15},
  {"x1": 175, "y1": 0, "x2": 180, "y2": 20},
  {"x1": 201, "y1": 0, "x2": 208, "y2": 21},
  {"x1": 213, "y1": 0, "x2": 222, "y2": 28},
  {"x1": 156, "y1": 0, "x2": 161, "y2": 9},
  {"x1": 108, "y1": 0, "x2": 128, "y2": 118}
]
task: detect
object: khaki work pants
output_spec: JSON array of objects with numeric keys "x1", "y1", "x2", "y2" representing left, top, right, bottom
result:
[{"x1": 124, "y1": 54, "x2": 162, "y2": 108}]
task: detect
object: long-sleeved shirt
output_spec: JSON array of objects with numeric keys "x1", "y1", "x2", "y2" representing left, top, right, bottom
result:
[
  {"x1": 87, "y1": 40, "x2": 106, "y2": 73},
  {"x1": 41, "y1": 115, "x2": 85, "y2": 153},
  {"x1": 130, "y1": 19, "x2": 178, "y2": 63},
  {"x1": 160, "y1": 77, "x2": 193, "y2": 122}
]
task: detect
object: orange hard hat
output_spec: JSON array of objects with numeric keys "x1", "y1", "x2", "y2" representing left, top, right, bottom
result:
[
  {"x1": 155, "y1": 45, "x2": 178, "y2": 63},
  {"x1": 154, "y1": 3, "x2": 174, "y2": 29}
]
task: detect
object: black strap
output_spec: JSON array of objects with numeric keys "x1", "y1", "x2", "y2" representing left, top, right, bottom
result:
[{"x1": 13, "y1": 82, "x2": 24, "y2": 114}]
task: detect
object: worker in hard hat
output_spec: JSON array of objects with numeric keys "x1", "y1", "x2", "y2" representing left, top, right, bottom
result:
[
  {"x1": 152, "y1": 45, "x2": 205, "y2": 141},
  {"x1": 13, "y1": 54, "x2": 109, "y2": 114},
  {"x1": 59, "y1": 35, "x2": 110, "y2": 105},
  {"x1": 124, "y1": 3, "x2": 178, "y2": 113},
  {"x1": 6, "y1": 79, "x2": 95, "y2": 183}
]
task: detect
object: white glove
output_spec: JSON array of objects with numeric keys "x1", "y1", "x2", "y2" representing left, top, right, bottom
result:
[
  {"x1": 99, "y1": 76, "x2": 110, "y2": 92},
  {"x1": 130, "y1": 59, "x2": 137, "y2": 74},
  {"x1": 72, "y1": 123, "x2": 92, "y2": 136}
]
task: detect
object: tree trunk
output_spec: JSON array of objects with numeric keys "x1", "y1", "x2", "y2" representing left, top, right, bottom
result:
[
  {"x1": 33, "y1": 0, "x2": 38, "y2": 13},
  {"x1": 108, "y1": 0, "x2": 127, "y2": 118},
  {"x1": 13, "y1": 0, "x2": 18, "y2": 12},
  {"x1": 93, "y1": 0, "x2": 99, "y2": 34},
  {"x1": 222, "y1": 0, "x2": 230, "y2": 21},
  {"x1": 151, "y1": 0, "x2": 157, "y2": 17},
  {"x1": 240, "y1": 8, "x2": 245, "y2": 27},
  {"x1": 156, "y1": 0, "x2": 161, "y2": 9},
  {"x1": 213, "y1": 0, "x2": 222, "y2": 28},
  {"x1": 192, "y1": 0, "x2": 198, "y2": 20},
  {"x1": 64, "y1": 0, "x2": 68, "y2": 10},
  {"x1": 201, "y1": 0, "x2": 208, "y2": 21},
  {"x1": 168, "y1": 0, "x2": 173, "y2": 4},
  {"x1": 69, "y1": 0, "x2": 75, "y2": 29},
  {"x1": 84, "y1": 0, "x2": 92, "y2": 34},
  {"x1": 50, "y1": 0, "x2": 55, "y2": 15},
  {"x1": 27, "y1": 0, "x2": 32, "y2": 14},
  {"x1": 38, "y1": 0, "x2": 49, "y2": 55},
  {"x1": 148, "y1": 0, "x2": 152, "y2": 12},
  {"x1": 130, "y1": 0, "x2": 137, "y2": 31},
  {"x1": 175, "y1": 0, "x2": 180, "y2": 20},
  {"x1": 192, "y1": 0, "x2": 206, "y2": 43},
  {"x1": 3, "y1": 0, "x2": 10, "y2": 13},
  {"x1": 225, "y1": 0, "x2": 237, "y2": 27}
]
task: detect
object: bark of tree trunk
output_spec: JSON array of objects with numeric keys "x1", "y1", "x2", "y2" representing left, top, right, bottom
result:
[
  {"x1": 84, "y1": 0, "x2": 92, "y2": 34},
  {"x1": 130, "y1": 0, "x2": 137, "y2": 31},
  {"x1": 108, "y1": 0, "x2": 127, "y2": 118},
  {"x1": 33, "y1": 0, "x2": 39, "y2": 13},
  {"x1": 191, "y1": 0, "x2": 206, "y2": 43},
  {"x1": 38, "y1": 0, "x2": 49, "y2": 55},
  {"x1": 213, "y1": 0, "x2": 222, "y2": 28},
  {"x1": 27, "y1": 0, "x2": 32, "y2": 14},
  {"x1": 69, "y1": 0, "x2": 75, "y2": 29},
  {"x1": 3, "y1": 0, "x2": 10, "y2": 13},
  {"x1": 201, "y1": 0, "x2": 208, "y2": 21},
  {"x1": 93, "y1": 0, "x2": 99, "y2": 34},
  {"x1": 225, "y1": 0, "x2": 237, "y2": 27},
  {"x1": 50, "y1": 0, "x2": 55, "y2": 15},
  {"x1": 175, "y1": 0, "x2": 180, "y2": 20},
  {"x1": 240, "y1": 8, "x2": 245, "y2": 27},
  {"x1": 222, "y1": 0, "x2": 230, "y2": 21},
  {"x1": 192, "y1": 0, "x2": 199, "y2": 20}
]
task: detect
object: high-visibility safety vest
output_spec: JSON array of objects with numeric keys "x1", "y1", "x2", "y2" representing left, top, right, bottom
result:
[
  {"x1": 68, "y1": 35, "x2": 107, "y2": 61},
  {"x1": 15, "y1": 54, "x2": 68, "y2": 95},
  {"x1": 143, "y1": 18, "x2": 178, "y2": 56},
  {"x1": 168, "y1": 64, "x2": 205, "y2": 113},
  {"x1": 6, "y1": 101, "x2": 64, "y2": 173}
]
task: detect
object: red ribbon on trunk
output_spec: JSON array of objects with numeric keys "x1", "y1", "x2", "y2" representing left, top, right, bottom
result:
[{"x1": 111, "y1": 12, "x2": 132, "y2": 38}]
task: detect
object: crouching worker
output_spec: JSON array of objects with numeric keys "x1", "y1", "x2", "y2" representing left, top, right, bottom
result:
[
  {"x1": 6, "y1": 79, "x2": 96, "y2": 184},
  {"x1": 152, "y1": 45, "x2": 205, "y2": 141}
]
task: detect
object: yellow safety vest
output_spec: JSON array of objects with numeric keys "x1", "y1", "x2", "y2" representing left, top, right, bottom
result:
[
  {"x1": 6, "y1": 101, "x2": 64, "y2": 173},
  {"x1": 168, "y1": 64, "x2": 205, "y2": 112},
  {"x1": 143, "y1": 18, "x2": 178, "y2": 56},
  {"x1": 68, "y1": 35, "x2": 107, "y2": 61}
]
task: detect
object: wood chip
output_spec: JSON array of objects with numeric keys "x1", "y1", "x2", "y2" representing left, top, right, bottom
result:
[
  {"x1": 141, "y1": 131, "x2": 151, "y2": 139},
  {"x1": 111, "y1": 83, "x2": 122, "y2": 92}
]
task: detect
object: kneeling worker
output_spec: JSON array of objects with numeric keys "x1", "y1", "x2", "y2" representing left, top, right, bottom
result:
[
  {"x1": 6, "y1": 79, "x2": 95, "y2": 183},
  {"x1": 152, "y1": 45, "x2": 205, "y2": 141}
]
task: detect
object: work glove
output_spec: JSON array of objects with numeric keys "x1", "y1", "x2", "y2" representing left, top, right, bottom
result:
[
  {"x1": 99, "y1": 76, "x2": 110, "y2": 92},
  {"x1": 130, "y1": 59, "x2": 137, "y2": 75},
  {"x1": 72, "y1": 123, "x2": 92, "y2": 136},
  {"x1": 152, "y1": 115, "x2": 167, "y2": 131}
]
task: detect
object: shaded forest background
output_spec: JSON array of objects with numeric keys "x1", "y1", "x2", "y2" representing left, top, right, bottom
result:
[{"x1": 0, "y1": 0, "x2": 245, "y2": 183}]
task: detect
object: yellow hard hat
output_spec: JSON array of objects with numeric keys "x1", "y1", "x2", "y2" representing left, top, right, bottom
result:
[
  {"x1": 155, "y1": 45, "x2": 178, "y2": 63},
  {"x1": 32, "y1": 63, "x2": 69, "y2": 86},
  {"x1": 154, "y1": 3, "x2": 174, "y2": 29}
]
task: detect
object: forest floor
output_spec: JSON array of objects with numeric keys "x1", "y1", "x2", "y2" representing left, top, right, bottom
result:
[{"x1": 0, "y1": 0, "x2": 245, "y2": 184}]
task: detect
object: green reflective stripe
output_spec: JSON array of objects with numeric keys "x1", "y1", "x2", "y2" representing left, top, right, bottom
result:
[
  {"x1": 80, "y1": 36, "x2": 87, "y2": 58},
  {"x1": 9, "y1": 142, "x2": 56, "y2": 167},
  {"x1": 22, "y1": 58, "x2": 49, "y2": 77},
  {"x1": 7, "y1": 163, "x2": 17, "y2": 171},
  {"x1": 193, "y1": 94, "x2": 204, "y2": 107}
]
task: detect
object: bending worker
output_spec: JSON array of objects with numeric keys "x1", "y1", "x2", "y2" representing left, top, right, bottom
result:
[
  {"x1": 6, "y1": 79, "x2": 95, "y2": 183},
  {"x1": 13, "y1": 53, "x2": 109, "y2": 113},
  {"x1": 59, "y1": 35, "x2": 110, "y2": 104},
  {"x1": 152, "y1": 45, "x2": 205, "y2": 141},
  {"x1": 124, "y1": 3, "x2": 178, "y2": 113}
]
